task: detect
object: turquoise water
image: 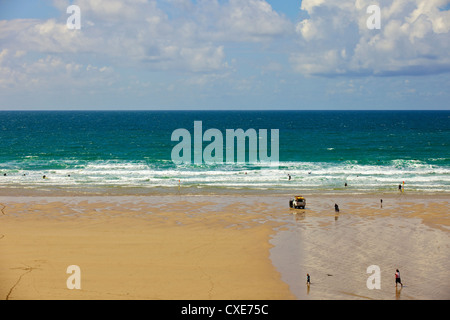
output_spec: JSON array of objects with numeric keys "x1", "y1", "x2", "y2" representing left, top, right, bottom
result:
[{"x1": 0, "y1": 110, "x2": 448, "y2": 193}]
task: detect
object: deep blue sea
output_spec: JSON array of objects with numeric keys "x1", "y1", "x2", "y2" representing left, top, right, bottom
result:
[{"x1": 0, "y1": 110, "x2": 448, "y2": 193}]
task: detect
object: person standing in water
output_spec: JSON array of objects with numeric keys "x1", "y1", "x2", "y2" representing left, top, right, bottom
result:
[{"x1": 395, "y1": 269, "x2": 403, "y2": 288}]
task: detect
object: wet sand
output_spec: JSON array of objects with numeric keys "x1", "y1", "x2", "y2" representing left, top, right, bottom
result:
[
  {"x1": 0, "y1": 192, "x2": 449, "y2": 300},
  {"x1": 270, "y1": 193, "x2": 450, "y2": 300}
]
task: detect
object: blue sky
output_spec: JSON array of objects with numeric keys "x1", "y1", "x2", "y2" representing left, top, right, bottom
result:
[{"x1": 0, "y1": 0, "x2": 449, "y2": 110}]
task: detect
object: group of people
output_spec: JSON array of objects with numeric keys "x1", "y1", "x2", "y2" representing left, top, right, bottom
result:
[
  {"x1": 2, "y1": 174, "x2": 71, "y2": 179},
  {"x1": 287, "y1": 174, "x2": 406, "y2": 192},
  {"x1": 304, "y1": 202, "x2": 404, "y2": 292}
]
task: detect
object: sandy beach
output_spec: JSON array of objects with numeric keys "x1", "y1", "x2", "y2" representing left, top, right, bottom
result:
[{"x1": 0, "y1": 192, "x2": 449, "y2": 300}]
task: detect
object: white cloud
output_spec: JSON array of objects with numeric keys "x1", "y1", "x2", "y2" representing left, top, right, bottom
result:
[
  {"x1": 0, "y1": 49, "x2": 114, "y2": 91},
  {"x1": 180, "y1": 46, "x2": 226, "y2": 72},
  {"x1": 1, "y1": 0, "x2": 292, "y2": 80},
  {"x1": 293, "y1": 0, "x2": 450, "y2": 76},
  {"x1": 211, "y1": 0, "x2": 293, "y2": 42},
  {"x1": 0, "y1": 0, "x2": 297, "y2": 103}
]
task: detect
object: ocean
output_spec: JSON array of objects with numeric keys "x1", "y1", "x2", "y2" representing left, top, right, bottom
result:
[{"x1": 0, "y1": 110, "x2": 448, "y2": 194}]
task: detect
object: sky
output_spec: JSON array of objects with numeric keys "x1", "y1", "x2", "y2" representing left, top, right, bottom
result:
[{"x1": 0, "y1": 0, "x2": 449, "y2": 110}]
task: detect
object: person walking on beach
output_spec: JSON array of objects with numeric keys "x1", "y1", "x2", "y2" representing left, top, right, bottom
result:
[
  {"x1": 306, "y1": 273, "x2": 310, "y2": 286},
  {"x1": 395, "y1": 269, "x2": 403, "y2": 288},
  {"x1": 334, "y1": 203, "x2": 339, "y2": 212}
]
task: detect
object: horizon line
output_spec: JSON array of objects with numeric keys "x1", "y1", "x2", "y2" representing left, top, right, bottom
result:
[{"x1": 0, "y1": 109, "x2": 448, "y2": 112}]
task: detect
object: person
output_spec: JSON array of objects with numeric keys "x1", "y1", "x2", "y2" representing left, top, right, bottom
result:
[
  {"x1": 306, "y1": 273, "x2": 310, "y2": 285},
  {"x1": 380, "y1": 199, "x2": 383, "y2": 208},
  {"x1": 344, "y1": 182, "x2": 347, "y2": 187},
  {"x1": 398, "y1": 184, "x2": 402, "y2": 192},
  {"x1": 335, "y1": 203, "x2": 339, "y2": 212},
  {"x1": 395, "y1": 269, "x2": 403, "y2": 288},
  {"x1": 288, "y1": 174, "x2": 291, "y2": 181}
]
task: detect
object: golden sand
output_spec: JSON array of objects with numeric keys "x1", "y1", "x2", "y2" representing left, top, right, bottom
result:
[
  {"x1": 0, "y1": 193, "x2": 448, "y2": 300},
  {"x1": 0, "y1": 196, "x2": 294, "y2": 300}
]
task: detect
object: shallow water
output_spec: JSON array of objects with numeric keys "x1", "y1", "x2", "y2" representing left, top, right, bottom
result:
[{"x1": 270, "y1": 198, "x2": 450, "y2": 300}]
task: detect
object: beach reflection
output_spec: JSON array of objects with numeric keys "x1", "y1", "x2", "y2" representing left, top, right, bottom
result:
[
  {"x1": 395, "y1": 287, "x2": 402, "y2": 300},
  {"x1": 293, "y1": 210, "x2": 306, "y2": 222},
  {"x1": 270, "y1": 194, "x2": 450, "y2": 300}
]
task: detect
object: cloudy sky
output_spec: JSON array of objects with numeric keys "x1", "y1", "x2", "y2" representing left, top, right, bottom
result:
[{"x1": 0, "y1": 0, "x2": 449, "y2": 110}]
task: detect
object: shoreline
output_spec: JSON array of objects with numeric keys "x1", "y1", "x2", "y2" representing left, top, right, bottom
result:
[{"x1": 0, "y1": 184, "x2": 448, "y2": 197}]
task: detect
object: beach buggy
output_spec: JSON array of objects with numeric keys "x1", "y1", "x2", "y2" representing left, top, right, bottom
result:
[{"x1": 289, "y1": 195, "x2": 306, "y2": 209}]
